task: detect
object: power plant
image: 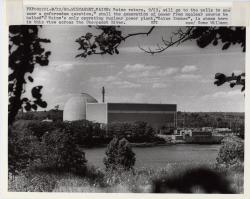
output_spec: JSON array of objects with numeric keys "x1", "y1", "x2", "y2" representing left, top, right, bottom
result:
[
  {"x1": 63, "y1": 88, "x2": 177, "y2": 130},
  {"x1": 63, "y1": 93, "x2": 98, "y2": 121}
]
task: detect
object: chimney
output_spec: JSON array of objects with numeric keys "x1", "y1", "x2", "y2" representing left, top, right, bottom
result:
[{"x1": 102, "y1": 86, "x2": 105, "y2": 103}]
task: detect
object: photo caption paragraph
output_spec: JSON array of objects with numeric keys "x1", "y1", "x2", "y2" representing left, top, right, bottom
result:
[{"x1": 24, "y1": 6, "x2": 232, "y2": 26}]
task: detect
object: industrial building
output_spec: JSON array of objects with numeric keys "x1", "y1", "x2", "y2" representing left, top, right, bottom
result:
[
  {"x1": 63, "y1": 92, "x2": 177, "y2": 130},
  {"x1": 172, "y1": 128, "x2": 223, "y2": 144},
  {"x1": 63, "y1": 93, "x2": 97, "y2": 121}
]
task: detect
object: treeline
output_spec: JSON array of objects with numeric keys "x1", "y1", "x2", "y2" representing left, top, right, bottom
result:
[
  {"x1": 12, "y1": 120, "x2": 165, "y2": 147},
  {"x1": 15, "y1": 110, "x2": 63, "y2": 121},
  {"x1": 16, "y1": 110, "x2": 244, "y2": 131},
  {"x1": 177, "y1": 112, "x2": 244, "y2": 130}
]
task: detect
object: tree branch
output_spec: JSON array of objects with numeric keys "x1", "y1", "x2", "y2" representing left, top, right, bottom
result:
[
  {"x1": 123, "y1": 26, "x2": 155, "y2": 40},
  {"x1": 76, "y1": 26, "x2": 156, "y2": 58},
  {"x1": 139, "y1": 27, "x2": 194, "y2": 55}
]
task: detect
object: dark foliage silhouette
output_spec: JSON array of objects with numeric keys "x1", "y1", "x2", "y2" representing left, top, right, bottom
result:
[
  {"x1": 152, "y1": 167, "x2": 235, "y2": 193},
  {"x1": 214, "y1": 72, "x2": 245, "y2": 92},
  {"x1": 9, "y1": 25, "x2": 51, "y2": 125},
  {"x1": 75, "y1": 26, "x2": 154, "y2": 57}
]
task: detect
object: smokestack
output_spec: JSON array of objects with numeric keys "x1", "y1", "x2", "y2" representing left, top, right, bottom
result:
[{"x1": 102, "y1": 86, "x2": 105, "y2": 103}]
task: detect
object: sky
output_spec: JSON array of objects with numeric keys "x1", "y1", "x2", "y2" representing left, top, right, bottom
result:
[{"x1": 25, "y1": 26, "x2": 245, "y2": 112}]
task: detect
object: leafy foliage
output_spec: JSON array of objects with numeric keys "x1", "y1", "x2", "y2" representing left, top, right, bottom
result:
[
  {"x1": 214, "y1": 72, "x2": 245, "y2": 92},
  {"x1": 107, "y1": 121, "x2": 164, "y2": 143},
  {"x1": 8, "y1": 127, "x2": 41, "y2": 175},
  {"x1": 75, "y1": 26, "x2": 154, "y2": 58},
  {"x1": 8, "y1": 121, "x2": 88, "y2": 176},
  {"x1": 13, "y1": 119, "x2": 164, "y2": 146},
  {"x1": 27, "y1": 121, "x2": 59, "y2": 140},
  {"x1": 76, "y1": 26, "x2": 123, "y2": 57},
  {"x1": 216, "y1": 136, "x2": 244, "y2": 167},
  {"x1": 28, "y1": 120, "x2": 107, "y2": 145},
  {"x1": 104, "y1": 137, "x2": 136, "y2": 171},
  {"x1": 38, "y1": 128, "x2": 88, "y2": 174},
  {"x1": 16, "y1": 109, "x2": 63, "y2": 121},
  {"x1": 9, "y1": 25, "x2": 51, "y2": 124},
  {"x1": 187, "y1": 27, "x2": 245, "y2": 51},
  {"x1": 76, "y1": 26, "x2": 245, "y2": 55}
]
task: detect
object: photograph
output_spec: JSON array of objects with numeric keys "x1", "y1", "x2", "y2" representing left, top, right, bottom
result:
[{"x1": 8, "y1": 25, "x2": 245, "y2": 193}]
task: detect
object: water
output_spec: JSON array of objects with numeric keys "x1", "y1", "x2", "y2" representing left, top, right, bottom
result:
[{"x1": 84, "y1": 144, "x2": 221, "y2": 169}]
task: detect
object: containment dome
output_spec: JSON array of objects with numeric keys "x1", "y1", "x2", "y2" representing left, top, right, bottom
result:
[{"x1": 63, "y1": 93, "x2": 98, "y2": 121}]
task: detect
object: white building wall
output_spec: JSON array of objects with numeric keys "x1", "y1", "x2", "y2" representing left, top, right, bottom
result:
[{"x1": 86, "y1": 103, "x2": 107, "y2": 124}]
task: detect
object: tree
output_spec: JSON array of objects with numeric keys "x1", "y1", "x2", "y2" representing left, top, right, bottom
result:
[
  {"x1": 8, "y1": 26, "x2": 51, "y2": 125},
  {"x1": 103, "y1": 137, "x2": 135, "y2": 171},
  {"x1": 75, "y1": 26, "x2": 154, "y2": 57},
  {"x1": 216, "y1": 135, "x2": 244, "y2": 167},
  {"x1": 39, "y1": 127, "x2": 87, "y2": 173},
  {"x1": 76, "y1": 26, "x2": 245, "y2": 91}
]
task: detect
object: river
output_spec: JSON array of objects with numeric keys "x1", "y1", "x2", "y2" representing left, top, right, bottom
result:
[{"x1": 84, "y1": 144, "x2": 221, "y2": 169}]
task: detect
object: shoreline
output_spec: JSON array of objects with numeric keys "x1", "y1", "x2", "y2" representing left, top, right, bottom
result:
[{"x1": 81, "y1": 141, "x2": 221, "y2": 149}]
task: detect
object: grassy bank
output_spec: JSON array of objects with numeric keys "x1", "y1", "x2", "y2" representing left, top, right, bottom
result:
[{"x1": 8, "y1": 162, "x2": 244, "y2": 193}]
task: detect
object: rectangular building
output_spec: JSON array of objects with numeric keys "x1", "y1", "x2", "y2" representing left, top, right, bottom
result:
[{"x1": 86, "y1": 103, "x2": 177, "y2": 130}]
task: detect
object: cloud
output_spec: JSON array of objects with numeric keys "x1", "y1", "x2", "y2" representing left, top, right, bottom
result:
[
  {"x1": 175, "y1": 74, "x2": 201, "y2": 81},
  {"x1": 133, "y1": 93, "x2": 147, "y2": 101},
  {"x1": 48, "y1": 62, "x2": 75, "y2": 72},
  {"x1": 112, "y1": 80, "x2": 141, "y2": 88},
  {"x1": 119, "y1": 45, "x2": 196, "y2": 54},
  {"x1": 89, "y1": 75, "x2": 118, "y2": 83},
  {"x1": 181, "y1": 65, "x2": 197, "y2": 73},
  {"x1": 156, "y1": 67, "x2": 179, "y2": 76},
  {"x1": 119, "y1": 46, "x2": 143, "y2": 53},
  {"x1": 89, "y1": 75, "x2": 141, "y2": 88},
  {"x1": 127, "y1": 70, "x2": 151, "y2": 78},
  {"x1": 49, "y1": 61, "x2": 115, "y2": 71},
  {"x1": 52, "y1": 93, "x2": 75, "y2": 109},
  {"x1": 32, "y1": 69, "x2": 51, "y2": 83},
  {"x1": 124, "y1": 63, "x2": 178, "y2": 79},
  {"x1": 53, "y1": 93, "x2": 75, "y2": 102},
  {"x1": 137, "y1": 77, "x2": 162, "y2": 84},
  {"x1": 211, "y1": 90, "x2": 242, "y2": 98},
  {"x1": 108, "y1": 93, "x2": 146, "y2": 103},
  {"x1": 232, "y1": 70, "x2": 244, "y2": 75},
  {"x1": 152, "y1": 83, "x2": 168, "y2": 88},
  {"x1": 54, "y1": 63, "x2": 74, "y2": 72},
  {"x1": 201, "y1": 90, "x2": 243, "y2": 100},
  {"x1": 124, "y1": 64, "x2": 157, "y2": 72}
]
